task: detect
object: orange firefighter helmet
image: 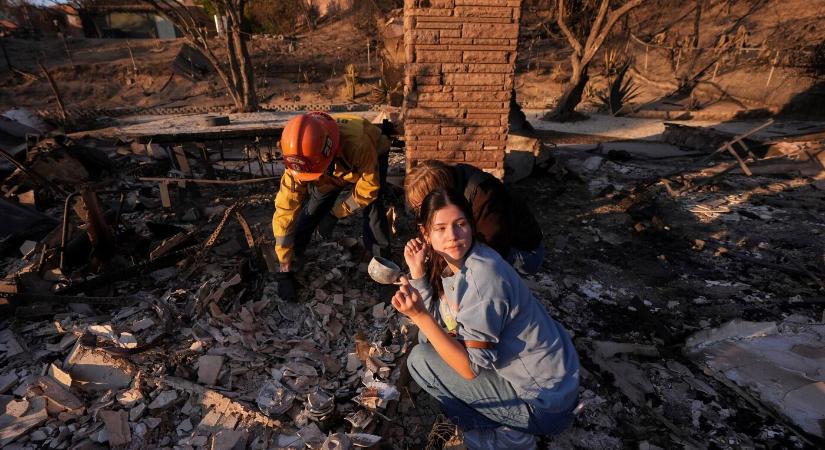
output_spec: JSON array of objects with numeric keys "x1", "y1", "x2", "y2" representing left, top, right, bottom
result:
[{"x1": 280, "y1": 112, "x2": 341, "y2": 181}]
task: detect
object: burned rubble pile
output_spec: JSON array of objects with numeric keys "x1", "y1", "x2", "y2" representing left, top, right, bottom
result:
[
  {"x1": 0, "y1": 135, "x2": 413, "y2": 449},
  {"x1": 0, "y1": 115, "x2": 823, "y2": 450},
  {"x1": 516, "y1": 121, "x2": 825, "y2": 449}
]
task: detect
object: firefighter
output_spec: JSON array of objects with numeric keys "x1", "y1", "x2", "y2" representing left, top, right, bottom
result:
[{"x1": 272, "y1": 112, "x2": 391, "y2": 302}]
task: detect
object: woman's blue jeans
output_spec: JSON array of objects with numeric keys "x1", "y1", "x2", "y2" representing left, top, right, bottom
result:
[
  {"x1": 407, "y1": 343, "x2": 576, "y2": 435},
  {"x1": 507, "y1": 242, "x2": 546, "y2": 275}
]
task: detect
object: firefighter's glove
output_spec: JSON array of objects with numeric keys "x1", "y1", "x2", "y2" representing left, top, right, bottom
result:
[{"x1": 274, "y1": 271, "x2": 297, "y2": 302}]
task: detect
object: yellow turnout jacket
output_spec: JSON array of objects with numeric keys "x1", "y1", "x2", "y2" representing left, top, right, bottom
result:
[{"x1": 272, "y1": 114, "x2": 390, "y2": 264}]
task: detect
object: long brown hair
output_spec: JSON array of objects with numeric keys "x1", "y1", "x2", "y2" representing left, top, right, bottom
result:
[{"x1": 417, "y1": 188, "x2": 477, "y2": 302}]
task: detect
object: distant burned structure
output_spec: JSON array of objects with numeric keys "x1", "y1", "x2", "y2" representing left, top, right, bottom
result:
[
  {"x1": 78, "y1": 0, "x2": 206, "y2": 39},
  {"x1": 0, "y1": 3, "x2": 83, "y2": 38},
  {"x1": 402, "y1": 0, "x2": 522, "y2": 177}
]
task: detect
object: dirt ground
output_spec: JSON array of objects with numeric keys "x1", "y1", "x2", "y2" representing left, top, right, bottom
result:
[{"x1": 2, "y1": 0, "x2": 824, "y2": 120}]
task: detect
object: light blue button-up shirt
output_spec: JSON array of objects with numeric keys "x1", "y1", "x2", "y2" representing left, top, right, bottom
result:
[{"x1": 410, "y1": 243, "x2": 580, "y2": 412}]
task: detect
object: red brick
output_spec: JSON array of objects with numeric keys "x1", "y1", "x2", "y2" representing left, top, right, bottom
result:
[
  {"x1": 440, "y1": 126, "x2": 465, "y2": 135},
  {"x1": 473, "y1": 38, "x2": 514, "y2": 47},
  {"x1": 417, "y1": 85, "x2": 446, "y2": 93},
  {"x1": 415, "y1": 21, "x2": 462, "y2": 29},
  {"x1": 452, "y1": 90, "x2": 509, "y2": 101},
  {"x1": 406, "y1": 123, "x2": 440, "y2": 136},
  {"x1": 418, "y1": 92, "x2": 453, "y2": 102},
  {"x1": 452, "y1": 85, "x2": 507, "y2": 91},
  {"x1": 440, "y1": 141, "x2": 481, "y2": 151},
  {"x1": 455, "y1": 0, "x2": 519, "y2": 5},
  {"x1": 408, "y1": 134, "x2": 460, "y2": 141},
  {"x1": 415, "y1": 75, "x2": 443, "y2": 85},
  {"x1": 417, "y1": 101, "x2": 460, "y2": 108},
  {"x1": 440, "y1": 29, "x2": 462, "y2": 38},
  {"x1": 464, "y1": 126, "x2": 507, "y2": 135},
  {"x1": 443, "y1": 73, "x2": 505, "y2": 85},
  {"x1": 463, "y1": 23, "x2": 518, "y2": 39},
  {"x1": 406, "y1": 108, "x2": 465, "y2": 119},
  {"x1": 446, "y1": 44, "x2": 513, "y2": 51},
  {"x1": 415, "y1": 16, "x2": 512, "y2": 24},
  {"x1": 409, "y1": 8, "x2": 454, "y2": 17},
  {"x1": 455, "y1": 118, "x2": 502, "y2": 126},
  {"x1": 405, "y1": 118, "x2": 442, "y2": 125},
  {"x1": 439, "y1": 38, "x2": 475, "y2": 45},
  {"x1": 458, "y1": 100, "x2": 507, "y2": 109},
  {"x1": 414, "y1": 44, "x2": 451, "y2": 50},
  {"x1": 412, "y1": 30, "x2": 440, "y2": 44},
  {"x1": 411, "y1": 150, "x2": 463, "y2": 160},
  {"x1": 464, "y1": 115, "x2": 506, "y2": 125},
  {"x1": 443, "y1": 63, "x2": 510, "y2": 74},
  {"x1": 463, "y1": 51, "x2": 510, "y2": 64},
  {"x1": 455, "y1": 6, "x2": 513, "y2": 18},
  {"x1": 459, "y1": 135, "x2": 506, "y2": 142},
  {"x1": 409, "y1": 63, "x2": 442, "y2": 76},
  {"x1": 465, "y1": 107, "x2": 510, "y2": 114},
  {"x1": 464, "y1": 150, "x2": 501, "y2": 162},
  {"x1": 408, "y1": 144, "x2": 439, "y2": 152},
  {"x1": 417, "y1": 50, "x2": 462, "y2": 63}
]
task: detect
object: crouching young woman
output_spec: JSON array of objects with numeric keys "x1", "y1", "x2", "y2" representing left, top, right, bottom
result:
[{"x1": 391, "y1": 189, "x2": 580, "y2": 450}]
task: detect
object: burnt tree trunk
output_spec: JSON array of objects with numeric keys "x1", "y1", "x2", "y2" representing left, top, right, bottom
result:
[
  {"x1": 225, "y1": 0, "x2": 257, "y2": 112},
  {"x1": 692, "y1": 0, "x2": 703, "y2": 47},
  {"x1": 546, "y1": 63, "x2": 589, "y2": 121}
]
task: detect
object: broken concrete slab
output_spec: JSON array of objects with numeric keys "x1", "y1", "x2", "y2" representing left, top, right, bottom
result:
[
  {"x1": 211, "y1": 428, "x2": 248, "y2": 450},
  {"x1": 99, "y1": 410, "x2": 131, "y2": 446},
  {"x1": 148, "y1": 390, "x2": 178, "y2": 410},
  {"x1": 128, "y1": 402, "x2": 146, "y2": 421},
  {"x1": 117, "y1": 333, "x2": 137, "y2": 349},
  {"x1": 63, "y1": 341, "x2": 135, "y2": 391},
  {"x1": 0, "y1": 329, "x2": 25, "y2": 358},
  {"x1": 197, "y1": 355, "x2": 224, "y2": 386},
  {"x1": 685, "y1": 320, "x2": 777, "y2": 350},
  {"x1": 0, "y1": 396, "x2": 47, "y2": 446},
  {"x1": 34, "y1": 376, "x2": 83, "y2": 412},
  {"x1": 47, "y1": 363, "x2": 72, "y2": 390},
  {"x1": 686, "y1": 318, "x2": 825, "y2": 439},
  {"x1": 130, "y1": 318, "x2": 155, "y2": 333},
  {"x1": 1, "y1": 107, "x2": 50, "y2": 135},
  {"x1": 0, "y1": 373, "x2": 17, "y2": 394}
]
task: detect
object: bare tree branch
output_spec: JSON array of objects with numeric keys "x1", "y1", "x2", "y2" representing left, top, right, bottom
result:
[
  {"x1": 139, "y1": 0, "x2": 256, "y2": 112},
  {"x1": 583, "y1": 0, "x2": 643, "y2": 65},
  {"x1": 556, "y1": 0, "x2": 583, "y2": 57}
]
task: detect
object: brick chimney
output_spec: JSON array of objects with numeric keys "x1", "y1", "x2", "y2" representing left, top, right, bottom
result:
[{"x1": 402, "y1": 0, "x2": 522, "y2": 177}]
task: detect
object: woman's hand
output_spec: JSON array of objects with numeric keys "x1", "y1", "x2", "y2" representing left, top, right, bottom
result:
[
  {"x1": 391, "y1": 276, "x2": 428, "y2": 320},
  {"x1": 404, "y1": 238, "x2": 427, "y2": 279}
]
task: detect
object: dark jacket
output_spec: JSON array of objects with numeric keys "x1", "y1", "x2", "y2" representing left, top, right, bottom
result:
[{"x1": 452, "y1": 164, "x2": 543, "y2": 258}]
